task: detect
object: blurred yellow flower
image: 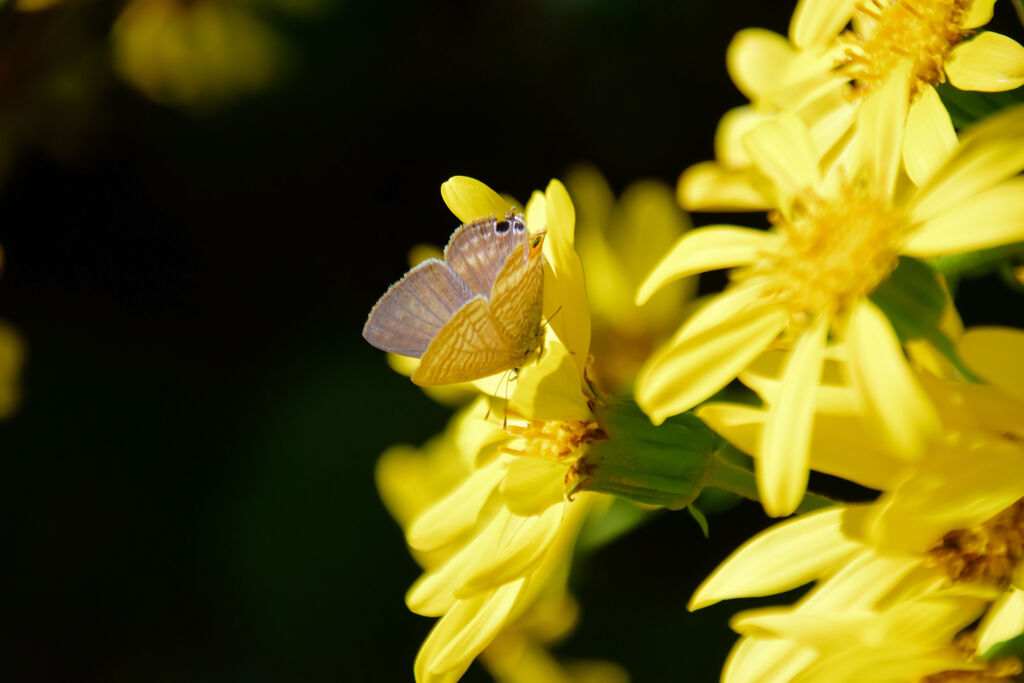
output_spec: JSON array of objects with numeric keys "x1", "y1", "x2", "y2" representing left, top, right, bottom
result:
[
  {"x1": 565, "y1": 165, "x2": 694, "y2": 395},
  {"x1": 111, "y1": 0, "x2": 288, "y2": 109},
  {"x1": 637, "y1": 66, "x2": 1024, "y2": 516},
  {"x1": 376, "y1": 177, "x2": 623, "y2": 682},
  {"x1": 681, "y1": 0, "x2": 1024, "y2": 208},
  {"x1": 689, "y1": 327, "x2": 1024, "y2": 681}
]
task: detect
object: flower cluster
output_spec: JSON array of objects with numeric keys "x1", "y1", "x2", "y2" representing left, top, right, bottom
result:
[{"x1": 370, "y1": 1, "x2": 1024, "y2": 681}]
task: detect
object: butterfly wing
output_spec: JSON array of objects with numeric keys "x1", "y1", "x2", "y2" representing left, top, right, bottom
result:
[
  {"x1": 443, "y1": 213, "x2": 527, "y2": 297},
  {"x1": 488, "y1": 235, "x2": 546, "y2": 354},
  {"x1": 411, "y1": 296, "x2": 526, "y2": 386},
  {"x1": 363, "y1": 258, "x2": 472, "y2": 358}
]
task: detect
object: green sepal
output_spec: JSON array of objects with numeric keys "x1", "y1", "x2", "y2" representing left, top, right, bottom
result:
[
  {"x1": 576, "y1": 497, "x2": 655, "y2": 552},
  {"x1": 935, "y1": 83, "x2": 1024, "y2": 128},
  {"x1": 929, "y1": 241, "x2": 1024, "y2": 281},
  {"x1": 980, "y1": 632, "x2": 1024, "y2": 661},
  {"x1": 687, "y1": 504, "x2": 709, "y2": 537},
  {"x1": 869, "y1": 256, "x2": 980, "y2": 381},
  {"x1": 569, "y1": 400, "x2": 718, "y2": 510},
  {"x1": 869, "y1": 256, "x2": 946, "y2": 342}
]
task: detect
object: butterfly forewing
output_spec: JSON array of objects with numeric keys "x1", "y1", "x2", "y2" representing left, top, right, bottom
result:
[
  {"x1": 444, "y1": 214, "x2": 528, "y2": 297},
  {"x1": 362, "y1": 258, "x2": 472, "y2": 357},
  {"x1": 411, "y1": 297, "x2": 525, "y2": 385}
]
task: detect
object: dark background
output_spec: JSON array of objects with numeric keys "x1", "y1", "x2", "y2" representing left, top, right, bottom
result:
[{"x1": 1, "y1": 1, "x2": 1022, "y2": 681}]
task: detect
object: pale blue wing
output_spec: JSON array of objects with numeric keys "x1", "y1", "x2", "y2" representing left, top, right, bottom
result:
[
  {"x1": 362, "y1": 258, "x2": 472, "y2": 357},
  {"x1": 443, "y1": 213, "x2": 527, "y2": 298}
]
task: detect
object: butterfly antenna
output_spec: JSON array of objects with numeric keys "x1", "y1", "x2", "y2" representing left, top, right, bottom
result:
[{"x1": 542, "y1": 306, "x2": 563, "y2": 329}]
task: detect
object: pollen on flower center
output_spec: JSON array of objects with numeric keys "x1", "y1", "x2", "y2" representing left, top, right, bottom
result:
[
  {"x1": 502, "y1": 418, "x2": 606, "y2": 462},
  {"x1": 926, "y1": 499, "x2": 1024, "y2": 584},
  {"x1": 839, "y1": 0, "x2": 971, "y2": 99},
  {"x1": 766, "y1": 186, "x2": 903, "y2": 318}
]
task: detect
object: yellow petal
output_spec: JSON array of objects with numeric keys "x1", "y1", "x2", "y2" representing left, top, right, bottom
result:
[
  {"x1": 414, "y1": 580, "x2": 525, "y2": 683},
  {"x1": 698, "y1": 403, "x2": 910, "y2": 492},
  {"x1": 869, "y1": 442, "x2": 1024, "y2": 553},
  {"x1": 689, "y1": 507, "x2": 859, "y2": 610},
  {"x1": 542, "y1": 179, "x2": 590, "y2": 370},
  {"x1": 910, "y1": 104, "x2": 1024, "y2": 223},
  {"x1": 801, "y1": 549, "x2": 921, "y2": 612},
  {"x1": 906, "y1": 176, "x2": 1024, "y2": 256},
  {"x1": 741, "y1": 351, "x2": 862, "y2": 415},
  {"x1": 727, "y1": 28, "x2": 798, "y2": 100},
  {"x1": 636, "y1": 226, "x2": 776, "y2": 304},
  {"x1": 611, "y1": 179, "x2": 694, "y2": 331},
  {"x1": 976, "y1": 587, "x2": 1024, "y2": 655},
  {"x1": 846, "y1": 300, "x2": 939, "y2": 459},
  {"x1": 511, "y1": 339, "x2": 591, "y2": 422},
  {"x1": 407, "y1": 456, "x2": 507, "y2": 552},
  {"x1": 716, "y1": 106, "x2": 766, "y2": 168},
  {"x1": 853, "y1": 61, "x2": 910, "y2": 199},
  {"x1": 441, "y1": 176, "x2": 513, "y2": 224},
  {"x1": 671, "y1": 277, "x2": 774, "y2": 341},
  {"x1": 724, "y1": 637, "x2": 819, "y2": 683},
  {"x1": 946, "y1": 31, "x2": 1024, "y2": 92},
  {"x1": 500, "y1": 457, "x2": 567, "y2": 516},
  {"x1": 744, "y1": 114, "x2": 821, "y2": 199},
  {"x1": 903, "y1": 85, "x2": 956, "y2": 186},
  {"x1": 731, "y1": 608, "x2": 870, "y2": 644},
  {"x1": 524, "y1": 190, "x2": 546, "y2": 231},
  {"x1": 565, "y1": 164, "x2": 615, "y2": 231},
  {"x1": 958, "y1": 326, "x2": 1024, "y2": 404},
  {"x1": 637, "y1": 305, "x2": 787, "y2": 424},
  {"x1": 963, "y1": 0, "x2": 996, "y2": 28},
  {"x1": 457, "y1": 504, "x2": 563, "y2": 596},
  {"x1": 789, "y1": 0, "x2": 857, "y2": 49},
  {"x1": 758, "y1": 316, "x2": 828, "y2": 517},
  {"x1": 407, "y1": 548, "x2": 468, "y2": 617},
  {"x1": 677, "y1": 161, "x2": 772, "y2": 211}
]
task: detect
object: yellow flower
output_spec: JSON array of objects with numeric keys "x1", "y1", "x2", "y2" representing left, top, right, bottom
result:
[
  {"x1": 111, "y1": 0, "x2": 288, "y2": 109},
  {"x1": 681, "y1": 0, "x2": 1024, "y2": 209},
  {"x1": 377, "y1": 177, "x2": 620, "y2": 682},
  {"x1": 690, "y1": 328, "x2": 1024, "y2": 681},
  {"x1": 637, "y1": 66, "x2": 1024, "y2": 516},
  {"x1": 565, "y1": 165, "x2": 694, "y2": 395}
]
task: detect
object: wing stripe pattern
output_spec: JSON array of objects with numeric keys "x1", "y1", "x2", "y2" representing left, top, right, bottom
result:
[
  {"x1": 444, "y1": 214, "x2": 527, "y2": 297},
  {"x1": 487, "y1": 241, "x2": 544, "y2": 347},
  {"x1": 362, "y1": 259, "x2": 472, "y2": 357},
  {"x1": 412, "y1": 297, "x2": 521, "y2": 386}
]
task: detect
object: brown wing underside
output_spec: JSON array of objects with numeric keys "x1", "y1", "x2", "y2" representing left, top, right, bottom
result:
[{"x1": 488, "y1": 242, "x2": 545, "y2": 351}]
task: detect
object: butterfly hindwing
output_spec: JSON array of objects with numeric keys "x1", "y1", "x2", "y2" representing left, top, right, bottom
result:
[
  {"x1": 444, "y1": 213, "x2": 527, "y2": 297},
  {"x1": 362, "y1": 258, "x2": 472, "y2": 357},
  {"x1": 412, "y1": 296, "x2": 524, "y2": 386}
]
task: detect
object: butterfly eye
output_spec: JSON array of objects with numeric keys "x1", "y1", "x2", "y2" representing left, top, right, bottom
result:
[{"x1": 495, "y1": 220, "x2": 510, "y2": 234}]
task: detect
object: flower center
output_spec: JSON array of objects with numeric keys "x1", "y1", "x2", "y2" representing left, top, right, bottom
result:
[
  {"x1": 839, "y1": 0, "x2": 971, "y2": 100},
  {"x1": 501, "y1": 418, "x2": 606, "y2": 462},
  {"x1": 926, "y1": 499, "x2": 1024, "y2": 584},
  {"x1": 766, "y1": 184, "x2": 903, "y2": 318}
]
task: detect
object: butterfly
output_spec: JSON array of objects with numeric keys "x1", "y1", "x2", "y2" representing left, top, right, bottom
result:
[{"x1": 362, "y1": 210, "x2": 547, "y2": 386}]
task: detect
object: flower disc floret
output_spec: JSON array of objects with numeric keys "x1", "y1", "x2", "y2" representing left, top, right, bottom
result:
[
  {"x1": 765, "y1": 184, "x2": 904, "y2": 318},
  {"x1": 841, "y1": 0, "x2": 971, "y2": 99}
]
